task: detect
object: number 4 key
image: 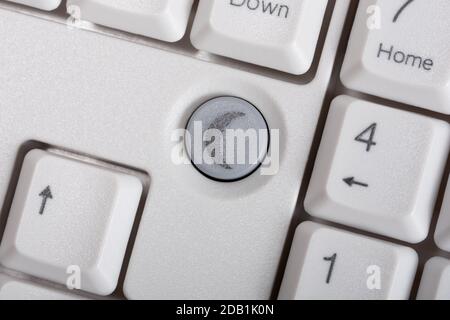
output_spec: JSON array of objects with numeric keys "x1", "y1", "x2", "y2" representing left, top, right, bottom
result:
[
  {"x1": 305, "y1": 96, "x2": 450, "y2": 243},
  {"x1": 355, "y1": 123, "x2": 377, "y2": 152}
]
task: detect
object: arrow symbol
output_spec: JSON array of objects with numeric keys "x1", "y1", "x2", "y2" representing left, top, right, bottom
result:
[
  {"x1": 38, "y1": 186, "x2": 53, "y2": 215},
  {"x1": 343, "y1": 177, "x2": 368, "y2": 188}
]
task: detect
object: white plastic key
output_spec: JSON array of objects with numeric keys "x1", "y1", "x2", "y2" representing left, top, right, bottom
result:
[
  {"x1": 434, "y1": 178, "x2": 450, "y2": 252},
  {"x1": 0, "y1": 150, "x2": 142, "y2": 296},
  {"x1": 341, "y1": 0, "x2": 450, "y2": 114},
  {"x1": 278, "y1": 222, "x2": 418, "y2": 300},
  {"x1": 304, "y1": 96, "x2": 450, "y2": 243},
  {"x1": 0, "y1": 274, "x2": 86, "y2": 300},
  {"x1": 66, "y1": 0, "x2": 194, "y2": 42},
  {"x1": 6, "y1": 0, "x2": 61, "y2": 10},
  {"x1": 190, "y1": 0, "x2": 328, "y2": 74},
  {"x1": 417, "y1": 257, "x2": 450, "y2": 300}
]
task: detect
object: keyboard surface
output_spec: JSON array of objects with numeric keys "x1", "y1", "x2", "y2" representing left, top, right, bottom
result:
[{"x1": 0, "y1": 0, "x2": 449, "y2": 300}]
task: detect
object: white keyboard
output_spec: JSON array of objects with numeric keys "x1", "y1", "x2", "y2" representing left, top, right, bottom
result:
[{"x1": 0, "y1": 0, "x2": 449, "y2": 301}]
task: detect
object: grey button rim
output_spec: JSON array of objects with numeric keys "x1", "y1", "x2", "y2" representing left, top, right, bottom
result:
[{"x1": 185, "y1": 96, "x2": 270, "y2": 183}]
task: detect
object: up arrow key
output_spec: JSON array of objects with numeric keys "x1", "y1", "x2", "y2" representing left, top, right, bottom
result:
[{"x1": 38, "y1": 186, "x2": 53, "y2": 215}]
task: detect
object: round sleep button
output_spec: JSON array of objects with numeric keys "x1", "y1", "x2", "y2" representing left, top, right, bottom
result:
[{"x1": 185, "y1": 96, "x2": 269, "y2": 182}]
